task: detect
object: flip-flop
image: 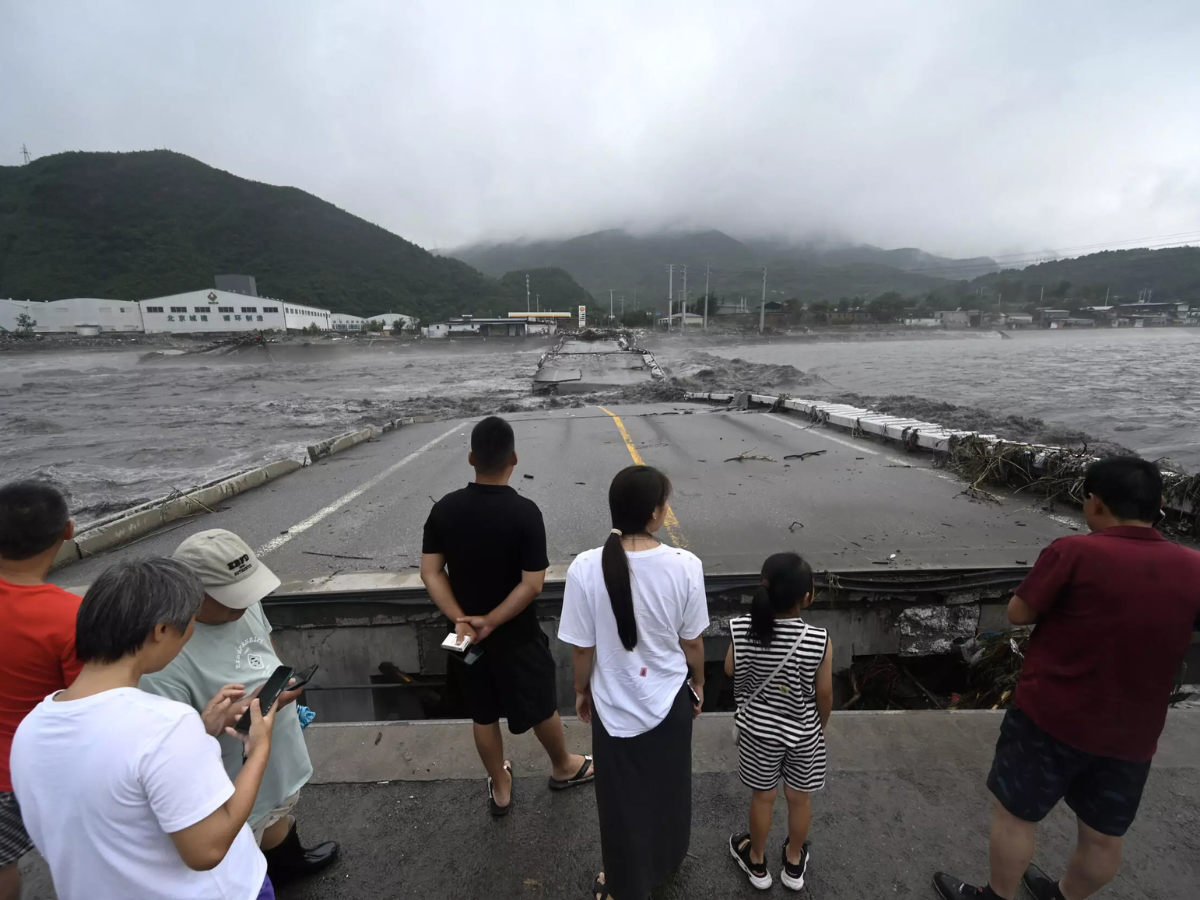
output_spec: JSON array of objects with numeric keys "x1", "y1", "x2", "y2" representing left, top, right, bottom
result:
[
  {"x1": 549, "y1": 754, "x2": 595, "y2": 791},
  {"x1": 488, "y1": 761, "x2": 513, "y2": 817},
  {"x1": 591, "y1": 873, "x2": 611, "y2": 900}
]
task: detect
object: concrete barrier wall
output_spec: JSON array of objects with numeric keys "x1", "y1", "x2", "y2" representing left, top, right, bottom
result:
[
  {"x1": 688, "y1": 391, "x2": 1196, "y2": 518},
  {"x1": 306, "y1": 428, "x2": 373, "y2": 463},
  {"x1": 58, "y1": 459, "x2": 304, "y2": 567},
  {"x1": 268, "y1": 584, "x2": 1019, "y2": 724},
  {"x1": 53, "y1": 415, "x2": 440, "y2": 570}
]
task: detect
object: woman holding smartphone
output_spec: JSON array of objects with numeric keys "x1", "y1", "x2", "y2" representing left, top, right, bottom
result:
[
  {"x1": 10, "y1": 558, "x2": 277, "y2": 900},
  {"x1": 558, "y1": 465, "x2": 709, "y2": 900}
]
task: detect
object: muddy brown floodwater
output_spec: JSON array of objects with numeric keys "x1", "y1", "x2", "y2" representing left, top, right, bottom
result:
[{"x1": 2, "y1": 329, "x2": 1194, "y2": 524}]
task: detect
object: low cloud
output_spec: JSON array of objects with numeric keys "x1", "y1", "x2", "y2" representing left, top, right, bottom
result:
[{"x1": 3, "y1": 0, "x2": 1198, "y2": 258}]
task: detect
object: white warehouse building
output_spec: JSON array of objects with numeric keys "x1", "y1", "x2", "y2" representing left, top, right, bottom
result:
[
  {"x1": 5, "y1": 280, "x2": 349, "y2": 337},
  {"x1": 281, "y1": 303, "x2": 331, "y2": 331},
  {"x1": 0, "y1": 297, "x2": 144, "y2": 334},
  {"x1": 139, "y1": 291, "x2": 333, "y2": 334},
  {"x1": 367, "y1": 313, "x2": 417, "y2": 330},
  {"x1": 140, "y1": 290, "x2": 287, "y2": 334},
  {"x1": 330, "y1": 313, "x2": 366, "y2": 332}
]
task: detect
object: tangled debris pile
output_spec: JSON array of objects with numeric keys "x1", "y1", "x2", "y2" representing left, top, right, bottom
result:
[
  {"x1": 951, "y1": 630, "x2": 1031, "y2": 710},
  {"x1": 944, "y1": 436, "x2": 1096, "y2": 506},
  {"x1": 844, "y1": 632, "x2": 1031, "y2": 712},
  {"x1": 944, "y1": 435, "x2": 1198, "y2": 534}
]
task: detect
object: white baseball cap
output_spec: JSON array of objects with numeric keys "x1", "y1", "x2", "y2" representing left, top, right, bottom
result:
[{"x1": 172, "y1": 528, "x2": 281, "y2": 610}]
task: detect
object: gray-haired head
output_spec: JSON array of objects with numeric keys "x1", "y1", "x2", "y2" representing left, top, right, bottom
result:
[{"x1": 75, "y1": 558, "x2": 205, "y2": 664}]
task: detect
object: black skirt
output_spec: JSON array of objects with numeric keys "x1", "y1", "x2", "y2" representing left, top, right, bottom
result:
[{"x1": 591, "y1": 684, "x2": 693, "y2": 900}]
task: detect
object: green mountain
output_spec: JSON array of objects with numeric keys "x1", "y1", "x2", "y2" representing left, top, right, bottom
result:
[
  {"x1": 452, "y1": 228, "x2": 955, "y2": 312},
  {"x1": 742, "y1": 239, "x2": 999, "y2": 280},
  {"x1": 498, "y1": 267, "x2": 595, "y2": 312},
  {"x1": 968, "y1": 247, "x2": 1200, "y2": 305},
  {"x1": 0, "y1": 150, "x2": 586, "y2": 320}
]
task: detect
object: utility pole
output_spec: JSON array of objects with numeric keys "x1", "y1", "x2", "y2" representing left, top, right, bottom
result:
[
  {"x1": 20, "y1": 144, "x2": 31, "y2": 165},
  {"x1": 609, "y1": 289, "x2": 614, "y2": 324},
  {"x1": 704, "y1": 257, "x2": 710, "y2": 331},
  {"x1": 634, "y1": 289, "x2": 638, "y2": 311},
  {"x1": 526, "y1": 273, "x2": 531, "y2": 312},
  {"x1": 1039, "y1": 285, "x2": 1044, "y2": 305},
  {"x1": 1105, "y1": 285, "x2": 1110, "y2": 304},
  {"x1": 620, "y1": 296, "x2": 625, "y2": 318},
  {"x1": 681, "y1": 265, "x2": 688, "y2": 319},
  {"x1": 759, "y1": 268, "x2": 767, "y2": 333},
  {"x1": 536, "y1": 294, "x2": 540, "y2": 312},
  {"x1": 666, "y1": 264, "x2": 674, "y2": 332}
]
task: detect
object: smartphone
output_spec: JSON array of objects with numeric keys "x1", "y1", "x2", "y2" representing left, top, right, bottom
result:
[
  {"x1": 289, "y1": 663, "x2": 319, "y2": 690},
  {"x1": 235, "y1": 665, "x2": 295, "y2": 733},
  {"x1": 686, "y1": 682, "x2": 702, "y2": 707},
  {"x1": 441, "y1": 631, "x2": 471, "y2": 653}
]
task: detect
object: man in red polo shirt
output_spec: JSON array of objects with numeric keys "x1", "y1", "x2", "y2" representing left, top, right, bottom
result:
[
  {"x1": 0, "y1": 482, "x2": 82, "y2": 900},
  {"x1": 935, "y1": 456, "x2": 1200, "y2": 900}
]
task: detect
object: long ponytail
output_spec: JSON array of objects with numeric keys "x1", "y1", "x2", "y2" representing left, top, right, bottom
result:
[
  {"x1": 602, "y1": 465, "x2": 672, "y2": 651},
  {"x1": 749, "y1": 552, "x2": 814, "y2": 645}
]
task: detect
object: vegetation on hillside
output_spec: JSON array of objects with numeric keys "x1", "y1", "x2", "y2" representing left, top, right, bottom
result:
[
  {"x1": 4, "y1": 150, "x2": 1196, "y2": 323},
  {"x1": 498, "y1": 267, "x2": 594, "y2": 313},
  {"x1": 0, "y1": 151, "x2": 592, "y2": 320},
  {"x1": 966, "y1": 247, "x2": 1200, "y2": 305},
  {"x1": 453, "y1": 228, "x2": 951, "y2": 313}
]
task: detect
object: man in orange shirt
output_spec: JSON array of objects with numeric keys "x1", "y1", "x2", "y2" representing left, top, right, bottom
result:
[{"x1": 0, "y1": 482, "x2": 82, "y2": 900}]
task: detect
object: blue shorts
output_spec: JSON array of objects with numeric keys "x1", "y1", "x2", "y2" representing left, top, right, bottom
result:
[{"x1": 987, "y1": 707, "x2": 1150, "y2": 837}]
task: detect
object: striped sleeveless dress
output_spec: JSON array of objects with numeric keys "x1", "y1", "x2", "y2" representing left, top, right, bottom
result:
[{"x1": 730, "y1": 615, "x2": 829, "y2": 792}]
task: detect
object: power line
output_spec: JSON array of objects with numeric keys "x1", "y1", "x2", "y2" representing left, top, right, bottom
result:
[
  {"x1": 759, "y1": 268, "x2": 766, "y2": 333},
  {"x1": 665, "y1": 264, "x2": 674, "y2": 331},
  {"x1": 704, "y1": 257, "x2": 710, "y2": 331}
]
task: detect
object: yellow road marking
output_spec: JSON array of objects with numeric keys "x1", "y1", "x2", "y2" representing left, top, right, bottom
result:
[{"x1": 597, "y1": 406, "x2": 687, "y2": 548}]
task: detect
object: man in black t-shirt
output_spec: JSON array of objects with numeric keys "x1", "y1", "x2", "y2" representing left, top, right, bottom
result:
[{"x1": 421, "y1": 416, "x2": 593, "y2": 815}]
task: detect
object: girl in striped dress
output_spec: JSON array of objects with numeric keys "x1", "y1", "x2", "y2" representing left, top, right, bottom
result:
[{"x1": 724, "y1": 552, "x2": 833, "y2": 891}]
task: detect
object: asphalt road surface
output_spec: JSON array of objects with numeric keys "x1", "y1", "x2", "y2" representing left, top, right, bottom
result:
[{"x1": 53, "y1": 402, "x2": 1076, "y2": 588}]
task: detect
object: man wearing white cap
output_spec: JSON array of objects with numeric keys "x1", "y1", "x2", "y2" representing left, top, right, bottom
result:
[{"x1": 140, "y1": 528, "x2": 339, "y2": 886}]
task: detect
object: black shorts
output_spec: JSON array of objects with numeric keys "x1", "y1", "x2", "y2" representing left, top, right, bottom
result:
[
  {"x1": 450, "y1": 628, "x2": 558, "y2": 734},
  {"x1": 987, "y1": 707, "x2": 1151, "y2": 837}
]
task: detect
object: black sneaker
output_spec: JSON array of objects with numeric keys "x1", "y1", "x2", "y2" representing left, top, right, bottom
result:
[
  {"x1": 1023, "y1": 863, "x2": 1062, "y2": 900},
  {"x1": 781, "y1": 838, "x2": 810, "y2": 891},
  {"x1": 729, "y1": 832, "x2": 772, "y2": 890},
  {"x1": 932, "y1": 873, "x2": 987, "y2": 898}
]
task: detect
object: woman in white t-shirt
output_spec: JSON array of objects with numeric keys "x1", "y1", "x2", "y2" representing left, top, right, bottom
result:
[
  {"x1": 11, "y1": 558, "x2": 277, "y2": 900},
  {"x1": 559, "y1": 465, "x2": 709, "y2": 900}
]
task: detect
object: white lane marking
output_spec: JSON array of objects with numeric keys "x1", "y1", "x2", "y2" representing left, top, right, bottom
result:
[
  {"x1": 763, "y1": 412, "x2": 956, "y2": 480},
  {"x1": 762, "y1": 413, "x2": 881, "y2": 456},
  {"x1": 258, "y1": 422, "x2": 466, "y2": 557}
]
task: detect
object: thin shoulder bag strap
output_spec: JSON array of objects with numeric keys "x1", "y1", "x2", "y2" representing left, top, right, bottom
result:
[{"x1": 736, "y1": 624, "x2": 809, "y2": 714}]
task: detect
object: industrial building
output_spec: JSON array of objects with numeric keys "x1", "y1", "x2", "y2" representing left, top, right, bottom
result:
[
  {"x1": 505, "y1": 311, "x2": 572, "y2": 335},
  {"x1": 367, "y1": 313, "x2": 417, "y2": 331},
  {"x1": 140, "y1": 290, "x2": 288, "y2": 334},
  {"x1": 330, "y1": 313, "x2": 366, "y2": 332},
  {"x1": 0, "y1": 297, "x2": 144, "y2": 334},
  {"x1": 214, "y1": 274, "x2": 259, "y2": 297},
  {"x1": 423, "y1": 316, "x2": 528, "y2": 338},
  {"x1": 141, "y1": 288, "x2": 331, "y2": 333},
  {"x1": 1, "y1": 275, "x2": 430, "y2": 338}
]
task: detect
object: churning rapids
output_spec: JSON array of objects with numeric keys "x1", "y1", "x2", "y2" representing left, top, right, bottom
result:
[{"x1": 2, "y1": 328, "x2": 1196, "y2": 525}]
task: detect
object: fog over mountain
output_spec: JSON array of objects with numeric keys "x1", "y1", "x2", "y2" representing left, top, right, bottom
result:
[{"x1": 3, "y1": 1, "x2": 1199, "y2": 260}]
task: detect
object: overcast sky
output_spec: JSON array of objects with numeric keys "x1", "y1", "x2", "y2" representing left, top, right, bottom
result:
[{"x1": 3, "y1": 1, "x2": 1199, "y2": 260}]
